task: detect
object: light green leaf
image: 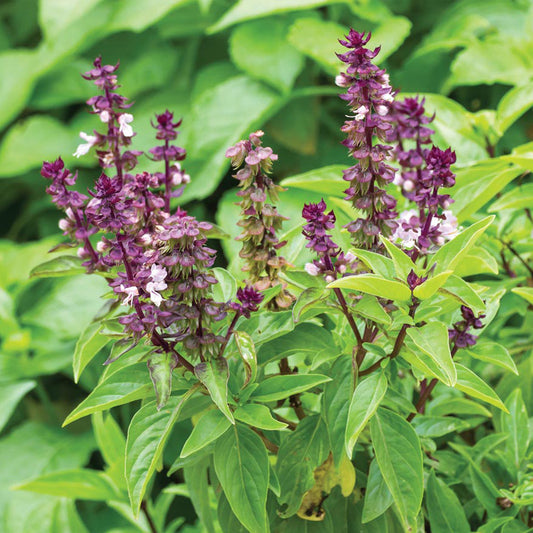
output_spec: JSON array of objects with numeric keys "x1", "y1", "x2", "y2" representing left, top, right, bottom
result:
[
  {"x1": 251, "y1": 374, "x2": 331, "y2": 403},
  {"x1": 455, "y1": 364, "x2": 508, "y2": 412},
  {"x1": 211, "y1": 267, "x2": 237, "y2": 302},
  {"x1": 276, "y1": 415, "x2": 329, "y2": 518},
  {"x1": 345, "y1": 372, "x2": 387, "y2": 457},
  {"x1": 466, "y1": 342, "x2": 518, "y2": 375},
  {"x1": 208, "y1": 0, "x2": 344, "y2": 33},
  {"x1": 73, "y1": 321, "x2": 110, "y2": 383},
  {"x1": 126, "y1": 390, "x2": 195, "y2": 516},
  {"x1": 281, "y1": 164, "x2": 347, "y2": 197},
  {"x1": 184, "y1": 458, "x2": 217, "y2": 533},
  {"x1": 181, "y1": 76, "x2": 279, "y2": 203},
  {"x1": 490, "y1": 183, "x2": 533, "y2": 212},
  {"x1": 15, "y1": 469, "x2": 120, "y2": 501},
  {"x1": 426, "y1": 471, "x2": 470, "y2": 533},
  {"x1": 355, "y1": 294, "x2": 392, "y2": 325},
  {"x1": 413, "y1": 271, "x2": 453, "y2": 300},
  {"x1": 234, "y1": 404, "x2": 287, "y2": 430},
  {"x1": 64, "y1": 363, "x2": 153, "y2": 425},
  {"x1": 147, "y1": 351, "x2": 177, "y2": 409},
  {"x1": 29, "y1": 256, "x2": 86, "y2": 278},
  {"x1": 234, "y1": 331, "x2": 257, "y2": 389},
  {"x1": 39, "y1": 0, "x2": 103, "y2": 39},
  {"x1": 429, "y1": 216, "x2": 494, "y2": 275},
  {"x1": 497, "y1": 82, "x2": 533, "y2": 135},
  {"x1": 438, "y1": 275, "x2": 486, "y2": 314},
  {"x1": 328, "y1": 274, "x2": 411, "y2": 302},
  {"x1": 406, "y1": 322, "x2": 456, "y2": 386},
  {"x1": 512, "y1": 287, "x2": 533, "y2": 305},
  {"x1": 230, "y1": 18, "x2": 304, "y2": 92},
  {"x1": 351, "y1": 249, "x2": 395, "y2": 278},
  {"x1": 214, "y1": 424, "x2": 270, "y2": 533},
  {"x1": 370, "y1": 408, "x2": 423, "y2": 531},
  {"x1": 292, "y1": 287, "x2": 326, "y2": 323},
  {"x1": 454, "y1": 246, "x2": 499, "y2": 277},
  {"x1": 92, "y1": 412, "x2": 126, "y2": 489},
  {"x1": 181, "y1": 409, "x2": 231, "y2": 458},
  {"x1": 0, "y1": 380, "x2": 36, "y2": 432},
  {"x1": 369, "y1": 16, "x2": 412, "y2": 63},
  {"x1": 195, "y1": 357, "x2": 234, "y2": 423},
  {"x1": 380, "y1": 236, "x2": 415, "y2": 280},
  {"x1": 500, "y1": 389, "x2": 529, "y2": 477},
  {"x1": 362, "y1": 459, "x2": 393, "y2": 524},
  {"x1": 412, "y1": 416, "x2": 470, "y2": 438}
]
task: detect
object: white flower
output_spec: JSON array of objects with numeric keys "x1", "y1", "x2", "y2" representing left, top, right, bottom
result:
[
  {"x1": 73, "y1": 132, "x2": 97, "y2": 158},
  {"x1": 438, "y1": 210, "x2": 459, "y2": 242},
  {"x1": 58, "y1": 219, "x2": 69, "y2": 231},
  {"x1": 305, "y1": 262, "x2": 320, "y2": 276},
  {"x1": 376, "y1": 104, "x2": 389, "y2": 116},
  {"x1": 96, "y1": 240, "x2": 107, "y2": 253},
  {"x1": 146, "y1": 264, "x2": 167, "y2": 307},
  {"x1": 99, "y1": 110, "x2": 110, "y2": 123},
  {"x1": 403, "y1": 179, "x2": 415, "y2": 192},
  {"x1": 118, "y1": 113, "x2": 134, "y2": 137},
  {"x1": 382, "y1": 93, "x2": 394, "y2": 103},
  {"x1": 392, "y1": 210, "x2": 420, "y2": 249},
  {"x1": 354, "y1": 105, "x2": 369, "y2": 121},
  {"x1": 120, "y1": 284, "x2": 139, "y2": 306}
]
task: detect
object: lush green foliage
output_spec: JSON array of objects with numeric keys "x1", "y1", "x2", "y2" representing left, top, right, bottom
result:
[{"x1": 1, "y1": 1, "x2": 533, "y2": 533}]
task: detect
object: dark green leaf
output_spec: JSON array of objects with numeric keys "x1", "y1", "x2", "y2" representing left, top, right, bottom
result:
[
  {"x1": 147, "y1": 351, "x2": 177, "y2": 409},
  {"x1": 73, "y1": 321, "x2": 110, "y2": 383},
  {"x1": 251, "y1": 374, "x2": 331, "y2": 403},
  {"x1": 455, "y1": 364, "x2": 508, "y2": 412},
  {"x1": 234, "y1": 404, "x2": 287, "y2": 430},
  {"x1": 195, "y1": 358, "x2": 234, "y2": 423},
  {"x1": 362, "y1": 459, "x2": 393, "y2": 524},
  {"x1": 181, "y1": 409, "x2": 232, "y2": 458}
]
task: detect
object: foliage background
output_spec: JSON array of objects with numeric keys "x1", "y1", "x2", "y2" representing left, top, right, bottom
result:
[{"x1": 1, "y1": 0, "x2": 533, "y2": 531}]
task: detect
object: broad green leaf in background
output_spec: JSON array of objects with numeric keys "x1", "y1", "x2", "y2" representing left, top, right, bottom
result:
[
  {"x1": 362, "y1": 459, "x2": 393, "y2": 524},
  {"x1": 180, "y1": 409, "x2": 232, "y2": 458},
  {"x1": 345, "y1": 372, "x2": 387, "y2": 458},
  {"x1": 39, "y1": 0, "x2": 103, "y2": 40},
  {"x1": 328, "y1": 274, "x2": 411, "y2": 302},
  {"x1": 73, "y1": 321, "x2": 110, "y2": 383},
  {"x1": 412, "y1": 416, "x2": 470, "y2": 438},
  {"x1": 500, "y1": 389, "x2": 529, "y2": 477},
  {"x1": 234, "y1": 331, "x2": 257, "y2": 389},
  {"x1": 211, "y1": 267, "x2": 237, "y2": 302},
  {"x1": 426, "y1": 471, "x2": 470, "y2": 533},
  {"x1": 214, "y1": 424, "x2": 270, "y2": 533},
  {"x1": 0, "y1": 380, "x2": 36, "y2": 432},
  {"x1": 251, "y1": 374, "x2": 331, "y2": 402},
  {"x1": 230, "y1": 18, "x2": 304, "y2": 93},
  {"x1": 29, "y1": 256, "x2": 86, "y2": 278},
  {"x1": 512, "y1": 287, "x2": 533, "y2": 305},
  {"x1": 281, "y1": 165, "x2": 347, "y2": 197},
  {"x1": 14, "y1": 469, "x2": 120, "y2": 501},
  {"x1": 233, "y1": 404, "x2": 288, "y2": 430},
  {"x1": 92, "y1": 412, "x2": 126, "y2": 488},
  {"x1": 490, "y1": 183, "x2": 533, "y2": 212},
  {"x1": 195, "y1": 357, "x2": 234, "y2": 423},
  {"x1": 181, "y1": 76, "x2": 280, "y2": 203},
  {"x1": 370, "y1": 408, "x2": 423, "y2": 531},
  {"x1": 126, "y1": 390, "x2": 194, "y2": 516},
  {"x1": 207, "y1": 0, "x2": 345, "y2": 33},
  {"x1": 406, "y1": 322, "x2": 456, "y2": 386},
  {"x1": 496, "y1": 82, "x2": 533, "y2": 135},
  {"x1": 455, "y1": 364, "x2": 508, "y2": 412},
  {"x1": 64, "y1": 363, "x2": 154, "y2": 425},
  {"x1": 276, "y1": 415, "x2": 329, "y2": 518},
  {"x1": 369, "y1": 16, "x2": 412, "y2": 63},
  {"x1": 184, "y1": 458, "x2": 217, "y2": 533},
  {"x1": 438, "y1": 275, "x2": 485, "y2": 314},
  {"x1": 466, "y1": 341, "x2": 518, "y2": 375}
]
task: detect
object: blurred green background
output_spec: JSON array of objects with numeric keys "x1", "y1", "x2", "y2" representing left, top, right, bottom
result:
[{"x1": 1, "y1": 0, "x2": 533, "y2": 531}]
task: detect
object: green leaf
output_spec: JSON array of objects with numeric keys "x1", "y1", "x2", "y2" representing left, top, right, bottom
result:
[
  {"x1": 406, "y1": 322, "x2": 456, "y2": 386},
  {"x1": 369, "y1": 16, "x2": 412, "y2": 63},
  {"x1": 429, "y1": 216, "x2": 494, "y2": 275},
  {"x1": 370, "y1": 408, "x2": 423, "y2": 531},
  {"x1": 281, "y1": 164, "x2": 347, "y2": 197},
  {"x1": 497, "y1": 82, "x2": 533, "y2": 135},
  {"x1": 212, "y1": 267, "x2": 237, "y2": 302},
  {"x1": 438, "y1": 275, "x2": 486, "y2": 314},
  {"x1": 276, "y1": 415, "x2": 329, "y2": 518},
  {"x1": 454, "y1": 246, "x2": 499, "y2": 277},
  {"x1": 181, "y1": 409, "x2": 232, "y2": 458},
  {"x1": 230, "y1": 18, "x2": 304, "y2": 92},
  {"x1": 287, "y1": 18, "x2": 346, "y2": 75},
  {"x1": 92, "y1": 412, "x2": 126, "y2": 489},
  {"x1": 126, "y1": 390, "x2": 195, "y2": 516},
  {"x1": 349, "y1": 249, "x2": 395, "y2": 278},
  {"x1": 251, "y1": 374, "x2": 331, "y2": 403},
  {"x1": 214, "y1": 424, "x2": 270, "y2": 533},
  {"x1": 181, "y1": 76, "x2": 279, "y2": 203},
  {"x1": 328, "y1": 274, "x2": 411, "y2": 302},
  {"x1": 412, "y1": 416, "x2": 470, "y2": 438},
  {"x1": 147, "y1": 351, "x2": 177, "y2": 409},
  {"x1": 0, "y1": 380, "x2": 36, "y2": 432},
  {"x1": 64, "y1": 363, "x2": 153, "y2": 425},
  {"x1": 426, "y1": 471, "x2": 470, "y2": 533},
  {"x1": 466, "y1": 342, "x2": 518, "y2": 375},
  {"x1": 234, "y1": 331, "x2": 257, "y2": 389},
  {"x1": 362, "y1": 459, "x2": 393, "y2": 524},
  {"x1": 234, "y1": 404, "x2": 287, "y2": 430},
  {"x1": 14, "y1": 469, "x2": 120, "y2": 501},
  {"x1": 29, "y1": 256, "x2": 86, "y2": 278},
  {"x1": 500, "y1": 389, "x2": 529, "y2": 477},
  {"x1": 345, "y1": 372, "x2": 387, "y2": 458},
  {"x1": 195, "y1": 358, "x2": 234, "y2": 423},
  {"x1": 490, "y1": 183, "x2": 533, "y2": 211},
  {"x1": 429, "y1": 397, "x2": 492, "y2": 418},
  {"x1": 323, "y1": 356, "x2": 354, "y2": 466},
  {"x1": 292, "y1": 287, "x2": 326, "y2": 323},
  {"x1": 39, "y1": 0, "x2": 103, "y2": 39},
  {"x1": 380, "y1": 236, "x2": 416, "y2": 280},
  {"x1": 184, "y1": 458, "x2": 217, "y2": 533},
  {"x1": 413, "y1": 271, "x2": 453, "y2": 300},
  {"x1": 73, "y1": 321, "x2": 110, "y2": 383},
  {"x1": 208, "y1": 0, "x2": 343, "y2": 33},
  {"x1": 356, "y1": 294, "x2": 392, "y2": 325},
  {"x1": 238, "y1": 310, "x2": 294, "y2": 346},
  {"x1": 455, "y1": 364, "x2": 508, "y2": 412},
  {"x1": 512, "y1": 287, "x2": 533, "y2": 305}
]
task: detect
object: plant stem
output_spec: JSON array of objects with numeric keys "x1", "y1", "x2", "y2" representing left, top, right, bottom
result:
[
  {"x1": 141, "y1": 500, "x2": 158, "y2": 533},
  {"x1": 504, "y1": 241, "x2": 533, "y2": 278},
  {"x1": 279, "y1": 358, "x2": 306, "y2": 420},
  {"x1": 252, "y1": 428, "x2": 279, "y2": 453}
]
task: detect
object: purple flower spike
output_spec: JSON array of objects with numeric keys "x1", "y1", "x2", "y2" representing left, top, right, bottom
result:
[
  {"x1": 449, "y1": 305, "x2": 486, "y2": 348},
  {"x1": 231, "y1": 286, "x2": 264, "y2": 318}
]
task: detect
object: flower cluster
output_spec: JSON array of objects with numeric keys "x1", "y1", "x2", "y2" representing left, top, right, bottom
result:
[
  {"x1": 336, "y1": 30, "x2": 397, "y2": 248},
  {"x1": 230, "y1": 286, "x2": 264, "y2": 319},
  {"x1": 226, "y1": 131, "x2": 293, "y2": 309},
  {"x1": 302, "y1": 200, "x2": 355, "y2": 281},
  {"x1": 449, "y1": 305, "x2": 485, "y2": 348}
]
